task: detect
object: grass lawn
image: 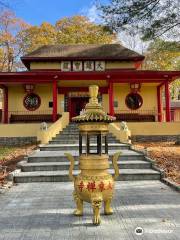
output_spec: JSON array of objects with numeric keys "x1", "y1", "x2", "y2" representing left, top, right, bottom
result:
[
  {"x1": 133, "y1": 142, "x2": 180, "y2": 185},
  {"x1": 0, "y1": 147, "x2": 17, "y2": 161}
]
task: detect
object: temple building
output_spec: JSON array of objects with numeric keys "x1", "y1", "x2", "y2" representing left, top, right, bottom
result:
[{"x1": 0, "y1": 44, "x2": 180, "y2": 125}]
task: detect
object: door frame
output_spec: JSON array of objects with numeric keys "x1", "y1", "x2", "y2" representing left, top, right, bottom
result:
[{"x1": 69, "y1": 96, "x2": 89, "y2": 120}]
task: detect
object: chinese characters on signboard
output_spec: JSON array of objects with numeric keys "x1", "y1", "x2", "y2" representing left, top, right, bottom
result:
[
  {"x1": 95, "y1": 61, "x2": 105, "y2": 71},
  {"x1": 84, "y1": 61, "x2": 94, "y2": 71},
  {"x1": 73, "y1": 61, "x2": 83, "y2": 71},
  {"x1": 61, "y1": 61, "x2": 71, "y2": 71},
  {"x1": 61, "y1": 61, "x2": 105, "y2": 72}
]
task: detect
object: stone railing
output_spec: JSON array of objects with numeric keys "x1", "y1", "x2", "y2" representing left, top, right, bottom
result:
[
  {"x1": 109, "y1": 122, "x2": 131, "y2": 144},
  {"x1": 37, "y1": 112, "x2": 69, "y2": 144}
]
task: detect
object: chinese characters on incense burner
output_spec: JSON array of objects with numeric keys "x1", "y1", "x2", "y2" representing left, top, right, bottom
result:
[{"x1": 65, "y1": 85, "x2": 121, "y2": 225}]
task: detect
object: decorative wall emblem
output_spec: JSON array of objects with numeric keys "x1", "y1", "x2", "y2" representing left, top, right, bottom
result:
[
  {"x1": 23, "y1": 93, "x2": 41, "y2": 111},
  {"x1": 125, "y1": 93, "x2": 143, "y2": 110}
]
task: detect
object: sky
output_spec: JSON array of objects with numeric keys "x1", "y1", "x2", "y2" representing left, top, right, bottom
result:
[
  {"x1": 12, "y1": 0, "x2": 108, "y2": 25},
  {"x1": 9, "y1": 0, "x2": 146, "y2": 53}
]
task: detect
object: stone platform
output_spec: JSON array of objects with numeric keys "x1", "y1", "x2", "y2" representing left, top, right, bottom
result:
[{"x1": 0, "y1": 181, "x2": 179, "y2": 240}]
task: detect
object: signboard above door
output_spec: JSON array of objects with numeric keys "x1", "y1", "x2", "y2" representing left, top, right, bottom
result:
[{"x1": 61, "y1": 61, "x2": 105, "y2": 72}]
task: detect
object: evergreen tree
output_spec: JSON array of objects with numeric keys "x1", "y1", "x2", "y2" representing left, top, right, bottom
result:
[{"x1": 100, "y1": 0, "x2": 180, "y2": 40}]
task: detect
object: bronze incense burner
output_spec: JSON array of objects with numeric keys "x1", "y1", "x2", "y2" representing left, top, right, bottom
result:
[{"x1": 65, "y1": 85, "x2": 121, "y2": 225}]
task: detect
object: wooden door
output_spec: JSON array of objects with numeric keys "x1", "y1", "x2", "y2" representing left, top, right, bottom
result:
[{"x1": 70, "y1": 97, "x2": 89, "y2": 120}]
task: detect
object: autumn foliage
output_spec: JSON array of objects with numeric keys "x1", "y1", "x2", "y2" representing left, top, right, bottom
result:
[{"x1": 0, "y1": 12, "x2": 116, "y2": 71}]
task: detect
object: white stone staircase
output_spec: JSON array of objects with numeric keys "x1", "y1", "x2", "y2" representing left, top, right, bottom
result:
[{"x1": 13, "y1": 123, "x2": 161, "y2": 183}]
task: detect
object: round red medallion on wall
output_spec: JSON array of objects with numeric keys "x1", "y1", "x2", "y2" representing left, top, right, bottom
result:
[
  {"x1": 125, "y1": 93, "x2": 143, "y2": 110},
  {"x1": 23, "y1": 93, "x2": 41, "y2": 111}
]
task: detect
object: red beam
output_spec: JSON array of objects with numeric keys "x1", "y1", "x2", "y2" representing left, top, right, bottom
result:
[
  {"x1": 111, "y1": 79, "x2": 164, "y2": 83},
  {"x1": 165, "y1": 81, "x2": 171, "y2": 122},
  {"x1": 157, "y1": 86, "x2": 162, "y2": 122},
  {"x1": 52, "y1": 81, "x2": 57, "y2": 122},
  {"x1": 58, "y1": 87, "x2": 108, "y2": 94},
  {"x1": 0, "y1": 70, "x2": 180, "y2": 83},
  {"x1": 134, "y1": 61, "x2": 143, "y2": 69},
  {"x1": 0, "y1": 80, "x2": 53, "y2": 85},
  {"x1": 0, "y1": 79, "x2": 166, "y2": 85}
]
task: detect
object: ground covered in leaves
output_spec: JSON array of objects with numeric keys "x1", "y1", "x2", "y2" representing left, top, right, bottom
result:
[
  {"x1": 0, "y1": 145, "x2": 36, "y2": 185},
  {"x1": 133, "y1": 142, "x2": 180, "y2": 185}
]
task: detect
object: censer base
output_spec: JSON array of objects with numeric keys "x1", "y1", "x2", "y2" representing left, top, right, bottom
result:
[
  {"x1": 65, "y1": 151, "x2": 121, "y2": 225},
  {"x1": 73, "y1": 173, "x2": 115, "y2": 225}
]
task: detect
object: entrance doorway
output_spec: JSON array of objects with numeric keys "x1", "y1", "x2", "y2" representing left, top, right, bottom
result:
[{"x1": 70, "y1": 97, "x2": 89, "y2": 120}]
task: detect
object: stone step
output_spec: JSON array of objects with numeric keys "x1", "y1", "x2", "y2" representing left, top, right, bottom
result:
[
  {"x1": 28, "y1": 150, "x2": 144, "y2": 162},
  {"x1": 62, "y1": 129, "x2": 79, "y2": 132},
  {"x1": 56, "y1": 132, "x2": 114, "y2": 135},
  {"x1": 53, "y1": 136, "x2": 117, "y2": 141},
  {"x1": 50, "y1": 139, "x2": 119, "y2": 144},
  {"x1": 12, "y1": 122, "x2": 162, "y2": 184},
  {"x1": 54, "y1": 134, "x2": 115, "y2": 139},
  {"x1": 62, "y1": 127, "x2": 78, "y2": 130},
  {"x1": 57, "y1": 132, "x2": 79, "y2": 135},
  {"x1": 55, "y1": 134, "x2": 115, "y2": 139},
  {"x1": 18, "y1": 160, "x2": 151, "y2": 172},
  {"x1": 39, "y1": 143, "x2": 130, "y2": 151},
  {"x1": 14, "y1": 169, "x2": 161, "y2": 183},
  {"x1": 49, "y1": 140, "x2": 120, "y2": 144}
]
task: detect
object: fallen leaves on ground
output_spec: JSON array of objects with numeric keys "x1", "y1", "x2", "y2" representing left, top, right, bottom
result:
[
  {"x1": 133, "y1": 142, "x2": 180, "y2": 184},
  {"x1": 0, "y1": 145, "x2": 36, "y2": 186}
]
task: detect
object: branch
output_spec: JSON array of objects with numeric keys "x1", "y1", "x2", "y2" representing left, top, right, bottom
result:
[
  {"x1": 154, "y1": 22, "x2": 180, "y2": 39},
  {"x1": 138, "y1": 0, "x2": 160, "y2": 21}
]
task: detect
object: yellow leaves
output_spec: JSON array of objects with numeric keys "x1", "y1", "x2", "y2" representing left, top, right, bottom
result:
[
  {"x1": 144, "y1": 40, "x2": 180, "y2": 71},
  {"x1": 143, "y1": 40, "x2": 180, "y2": 99},
  {"x1": 23, "y1": 15, "x2": 116, "y2": 53},
  {"x1": 0, "y1": 12, "x2": 116, "y2": 71},
  {"x1": 0, "y1": 10, "x2": 29, "y2": 71},
  {"x1": 55, "y1": 15, "x2": 115, "y2": 44},
  {"x1": 22, "y1": 22, "x2": 57, "y2": 53},
  {"x1": 146, "y1": 50, "x2": 180, "y2": 71}
]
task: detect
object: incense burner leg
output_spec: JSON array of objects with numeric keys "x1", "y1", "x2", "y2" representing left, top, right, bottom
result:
[
  {"x1": 73, "y1": 191, "x2": 83, "y2": 216},
  {"x1": 104, "y1": 198, "x2": 113, "y2": 215},
  {"x1": 91, "y1": 196, "x2": 102, "y2": 225}
]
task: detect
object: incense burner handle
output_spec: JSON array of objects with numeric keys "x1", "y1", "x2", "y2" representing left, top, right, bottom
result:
[
  {"x1": 64, "y1": 153, "x2": 75, "y2": 181},
  {"x1": 112, "y1": 151, "x2": 121, "y2": 180}
]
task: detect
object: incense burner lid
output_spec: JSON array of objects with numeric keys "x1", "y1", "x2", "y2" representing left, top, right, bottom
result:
[{"x1": 72, "y1": 85, "x2": 116, "y2": 123}]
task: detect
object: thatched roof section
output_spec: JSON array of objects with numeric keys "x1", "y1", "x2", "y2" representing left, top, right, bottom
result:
[{"x1": 22, "y1": 44, "x2": 144, "y2": 60}]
